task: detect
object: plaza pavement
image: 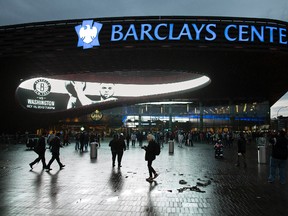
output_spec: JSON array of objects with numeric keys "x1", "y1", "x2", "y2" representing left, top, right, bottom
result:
[{"x1": 0, "y1": 138, "x2": 287, "y2": 216}]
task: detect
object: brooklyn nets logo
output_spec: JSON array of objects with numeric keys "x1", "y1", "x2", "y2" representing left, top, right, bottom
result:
[{"x1": 33, "y1": 79, "x2": 51, "y2": 96}]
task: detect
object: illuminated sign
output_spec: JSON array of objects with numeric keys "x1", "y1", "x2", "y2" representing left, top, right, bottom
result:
[
  {"x1": 76, "y1": 19, "x2": 288, "y2": 49},
  {"x1": 33, "y1": 79, "x2": 51, "y2": 96},
  {"x1": 75, "y1": 20, "x2": 103, "y2": 49},
  {"x1": 15, "y1": 76, "x2": 210, "y2": 113},
  {"x1": 90, "y1": 110, "x2": 103, "y2": 121},
  {"x1": 111, "y1": 23, "x2": 217, "y2": 41}
]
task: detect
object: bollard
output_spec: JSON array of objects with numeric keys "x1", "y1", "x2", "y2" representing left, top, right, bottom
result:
[
  {"x1": 90, "y1": 142, "x2": 98, "y2": 159},
  {"x1": 257, "y1": 146, "x2": 266, "y2": 164},
  {"x1": 168, "y1": 140, "x2": 174, "y2": 154}
]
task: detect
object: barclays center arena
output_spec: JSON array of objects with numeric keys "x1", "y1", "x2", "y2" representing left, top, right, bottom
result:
[{"x1": 1, "y1": 16, "x2": 288, "y2": 134}]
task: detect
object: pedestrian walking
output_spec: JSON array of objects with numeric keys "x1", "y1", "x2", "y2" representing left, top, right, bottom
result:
[
  {"x1": 126, "y1": 133, "x2": 130, "y2": 150},
  {"x1": 188, "y1": 131, "x2": 194, "y2": 147},
  {"x1": 47, "y1": 131, "x2": 55, "y2": 149},
  {"x1": 46, "y1": 133, "x2": 65, "y2": 171},
  {"x1": 117, "y1": 133, "x2": 126, "y2": 167},
  {"x1": 109, "y1": 134, "x2": 126, "y2": 168},
  {"x1": 131, "y1": 133, "x2": 136, "y2": 147},
  {"x1": 268, "y1": 130, "x2": 288, "y2": 184},
  {"x1": 178, "y1": 132, "x2": 184, "y2": 148},
  {"x1": 75, "y1": 132, "x2": 80, "y2": 150},
  {"x1": 29, "y1": 132, "x2": 47, "y2": 170},
  {"x1": 236, "y1": 132, "x2": 247, "y2": 168},
  {"x1": 142, "y1": 134, "x2": 159, "y2": 182}
]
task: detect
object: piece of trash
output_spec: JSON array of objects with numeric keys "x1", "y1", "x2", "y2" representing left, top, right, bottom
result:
[
  {"x1": 190, "y1": 186, "x2": 205, "y2": 193},
  {"x1": 167, "y1": 190, "x2": 172, "y2": 192},
  {"x1": 179, "y1": 180, "x2": 187, "y2": 184},
  {"x1": 196, "y1": 180, "x2": 211, "y2": 187},
  {"x1": 177, "y1": 186, "x2": 206, "y2": 193}
]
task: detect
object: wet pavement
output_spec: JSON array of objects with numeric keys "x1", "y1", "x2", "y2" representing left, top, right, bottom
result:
[{"x1": 0, "y1": 139, "x2": 287, "y2": 216}]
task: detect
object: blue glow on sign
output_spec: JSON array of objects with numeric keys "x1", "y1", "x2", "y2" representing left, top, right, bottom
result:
[
  {"x1": 224, "y1": 24, "x2": 287, "y2": 44},
  {"x1": 110, "y1": 23, "x2": 217, "y2": 41},
  {"x1": 75, "y1": 20, "x2": 103, "y2": 49},
  {"x1": 75, "y1": 20, "x2": 288, "y2": 48}
]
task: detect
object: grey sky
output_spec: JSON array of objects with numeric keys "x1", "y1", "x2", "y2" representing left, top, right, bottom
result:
[{"x1": 0, "y1": 0, "x2": 288, "y2": 26}]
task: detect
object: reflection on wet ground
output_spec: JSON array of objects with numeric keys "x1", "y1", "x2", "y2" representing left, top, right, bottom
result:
[{"x1": 0, "y1": 139, "x2": 287, "y2": 215}]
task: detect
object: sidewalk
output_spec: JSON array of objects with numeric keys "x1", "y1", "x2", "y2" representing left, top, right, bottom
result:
[{"x1": 0, "y1": 139, "x2": 287, "y2": 216}]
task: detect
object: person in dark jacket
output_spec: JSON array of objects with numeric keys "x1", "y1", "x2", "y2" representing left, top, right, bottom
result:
[
  {"x1": 117, "y1": 133, "x2": 126, "y2": 167},
  {"x1": 109, "y1": 134, "x2": 126, "y2": 168},
  {"x1": 29, "y1": 132, "x2": 47, "y2": 170},
  {"x1": 46, "y1": 133, "x2": 65, "y2": 171},
  {"x1": 268, "y1": 130, "x2": 288, "y2": 184},
  {"x1": 142, "y1": 134, "x2": 159, "y2": 182},
  {"x1": 236, "y1": 132, "x2": 247, "y2": 168}
]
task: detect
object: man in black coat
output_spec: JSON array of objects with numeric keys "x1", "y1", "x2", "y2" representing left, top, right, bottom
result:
[
  {"x1": 29, "y1": 132, "x2": 47, "y2": 170},
  {"x1": 46, "y1": 133, "x2": 65, "y2": 171},
  {"x1": 109, "y1": 134, "x2": 126, "y2": 168}
]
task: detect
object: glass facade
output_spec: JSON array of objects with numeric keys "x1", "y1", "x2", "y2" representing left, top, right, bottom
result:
[{"x1": 63, "y1": 100, "x2": 270, "y2": 133}]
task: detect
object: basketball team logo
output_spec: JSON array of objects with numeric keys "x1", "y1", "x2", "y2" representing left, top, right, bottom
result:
[
  {"x1": 33, "y1": 79, "x2": 51, "y2": 96},
  {"x1": 75, "y1": 20, "x2": 103, "y2": 49}
]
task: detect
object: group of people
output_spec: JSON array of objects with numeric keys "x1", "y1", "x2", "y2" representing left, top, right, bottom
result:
[
  {"x1": 109, "y1": 133, "x2": 160, "y2": 182},
  {"x1": 29, "y1": 129, "x2": 288, "y2": 184},
  {"x1": 29, "y1": 132, "x2": 65, "y2": 172},
  {"x1": 109, "y1": 133, "x2": 126, "y2": 168},
  {"x1": 234, "y1": 130, "x2": 288, "y2": 184},
  {"x1": 74, "y1": 131, "x2": 103, "y2": 152},
  {"x1": 267, "y1": 130, "x2": 288, "y2": 184}
]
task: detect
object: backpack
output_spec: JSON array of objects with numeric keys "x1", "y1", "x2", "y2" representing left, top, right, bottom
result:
[{"x1": 154, "y1": 142, "x2": 161, "y2": 156}]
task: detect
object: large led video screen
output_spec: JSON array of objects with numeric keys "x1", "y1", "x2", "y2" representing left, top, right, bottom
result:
[{"x1": 15, "y1": 76, "x2": 210, "y2": 113}]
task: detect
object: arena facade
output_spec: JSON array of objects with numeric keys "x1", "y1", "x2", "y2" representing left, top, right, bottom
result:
[{"x1": 1, "y1": 16, "x2": 288, "y2": 132}]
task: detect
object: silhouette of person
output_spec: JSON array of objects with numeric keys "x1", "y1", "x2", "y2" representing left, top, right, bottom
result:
[
  {"x1": 142, "y1": 134, "x2": 159, "y2": 182},
  {"x1": 268, "y1": 130, "x2": 288, "y2": 184},
  {"x1": 46, "y1": 133, "x2": 65, "y2": 171},
  {"x1": 29, "y1": 132, "x2": 47, "y2": 170},
  {"x1": 109, "y1": 134, "x2": 126, "y2": 168}
]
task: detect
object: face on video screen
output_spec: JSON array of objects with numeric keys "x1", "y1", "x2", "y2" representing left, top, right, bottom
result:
[
  {"x1": 99, "y1": 83, "x2": 114, "y2": 99},
  {"x1": 15, "y1": 75, "x2": 210, "y2": 113}
]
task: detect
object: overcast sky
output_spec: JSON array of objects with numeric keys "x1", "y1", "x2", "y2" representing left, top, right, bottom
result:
[
  {"x1": 0, "y1": 0, "x2": 288, "y2": 26},
  {"x1": 0, "y1": 0, "x2": 287, "y2": 117}
]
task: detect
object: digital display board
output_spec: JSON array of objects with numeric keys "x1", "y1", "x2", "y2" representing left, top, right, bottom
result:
[{"x1": 16, "y1": 76, "x2": 210, "y2": 113}]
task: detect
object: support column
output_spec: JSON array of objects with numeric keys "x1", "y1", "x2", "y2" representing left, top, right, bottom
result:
[
  {"x1": 199, "y1": 102, "x2": 203, "y2": 132},
  {"x1": 169, "y1": 104, "x2": 172, "y2": 131},
  {"x1": 138, "y1": 106, "x2": 142, "y2": 130},
  {"x1": 229, "y1": 101, "x2": 235, "y2": 131}
]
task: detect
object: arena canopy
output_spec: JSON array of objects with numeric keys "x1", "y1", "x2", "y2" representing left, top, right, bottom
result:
[{"x1": 1, "y1": 16, "x2": 288, "y2": 117}]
